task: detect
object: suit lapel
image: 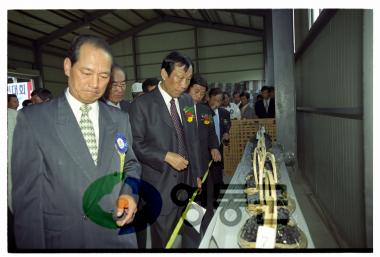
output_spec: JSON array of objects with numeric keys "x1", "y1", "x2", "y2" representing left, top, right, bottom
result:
[
  {"x1": 152, "y1": 88, "x2": 174, "y2": 129},
  {"x1": 179, "y1": 95, "x2": 195, "y2": 145},
  {"x1": 97, "y1": 102, "x2": 117, "y2": 178},
  {"x1": 56, "y1": 95, "x2": 98, "y2": 182}
]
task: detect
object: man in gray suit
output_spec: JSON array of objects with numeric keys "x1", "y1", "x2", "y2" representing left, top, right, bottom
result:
[{"x1": 11, "y1": 35, "x2": 141, "y2": 250}]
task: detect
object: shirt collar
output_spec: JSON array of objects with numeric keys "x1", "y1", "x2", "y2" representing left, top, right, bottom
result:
[
  {"x1": 158, "y1": 81, "x2": 177, "y2": 105},
  {"x1": 65, "y1": 88, "x2": 99, "y2": 113},
  {"x1": 106, "y1": 99, "x2": 121, "y2": 109}
]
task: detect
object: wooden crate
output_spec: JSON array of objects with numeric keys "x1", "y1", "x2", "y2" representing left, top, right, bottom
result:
[{"x1": 223, "y1": 118, "x2": 276, "y2": 176}]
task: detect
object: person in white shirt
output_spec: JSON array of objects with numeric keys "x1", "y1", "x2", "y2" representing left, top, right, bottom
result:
[
  {"x1": 131, "y1": 82, "x2": 144, "y2": 99},
  {"x1": 232, "y1": 90, "x2": 241, "y2": 108},
  {"x1": 221, "y1": 91, "x2": 241, "y2": 120}
]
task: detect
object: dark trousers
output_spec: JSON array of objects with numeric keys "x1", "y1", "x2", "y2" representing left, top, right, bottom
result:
[{"x1": 8, "y1": 208, "x2": 16, "y2": 252}]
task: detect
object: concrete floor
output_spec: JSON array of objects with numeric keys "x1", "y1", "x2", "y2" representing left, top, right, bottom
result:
[{"x1": 287, "y1": 167, "x2": 339, "y2": 248}]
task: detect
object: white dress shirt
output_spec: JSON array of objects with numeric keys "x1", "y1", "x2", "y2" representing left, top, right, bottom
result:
[
  {"x1": 65, "y1": 88, "x2": 100, "y2": 149},
  {"x1": 264, "y1": 98, "x2": 271, "y2": 112},
  {"x1": 158, "y1": 82, "x2": 183, "y2": 124},
  {"x1": 213, "y1": 108, "x2": 221, "y2": 145},
  {"x1": 223, "y1": 102, "x2": 241, "y2": 120},
  {"x1": 106, "y1": 100, "x2": 121, "y2": 109}
]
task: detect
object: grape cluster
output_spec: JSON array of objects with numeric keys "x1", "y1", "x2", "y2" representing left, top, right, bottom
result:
[
  {"x1": 277, "y1": 207, "x2": 290, "y2": 225},
  {"x1": 276, "y1": 224, "x2": 300, "y2": 244},
  {"x1": 275, "y1": 184, "x2": 289, "y2": 207},
  {"x1": 241, "y1": 216, "x2": 259, "y2": 242},
  {"x1": 247, "y1": 192, "x2": 260, "y2": 205},
  {"x1": 246, "y1": 176, "x2": 256, "y2": 188}
]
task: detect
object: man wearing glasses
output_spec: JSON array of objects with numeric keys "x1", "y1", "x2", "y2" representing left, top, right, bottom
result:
[{"x1": 103, "y1": 64, "x2": 131, "y2": 113}]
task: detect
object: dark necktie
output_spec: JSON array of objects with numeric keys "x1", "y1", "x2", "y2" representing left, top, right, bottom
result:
[{"x1": 170, "y1": 98, "x2": 188, "y2": 159}]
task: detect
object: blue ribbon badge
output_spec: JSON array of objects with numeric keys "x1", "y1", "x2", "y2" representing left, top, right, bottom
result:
[
  {"x1": 115, "y1": 133, "x2": 128, "y2": 181},
  {"x1": 115, "y1": 132, "x2": 129, "y2": 154}
]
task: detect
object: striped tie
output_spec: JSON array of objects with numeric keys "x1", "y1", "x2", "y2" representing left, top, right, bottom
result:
[
  {"x1": 79, "y1": 104, "x2": 98, "y2": 165},
  {"x1": 169, "y1": 98, "x2": 188, "y2": 159}
]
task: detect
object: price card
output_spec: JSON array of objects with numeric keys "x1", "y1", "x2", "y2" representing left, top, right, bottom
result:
[
  {"x1": 185, "y1": 202, "x2": 206, "y2": 233},
  {"x1": 256, "y1": 225, "x2": 276, "y2": 248}
]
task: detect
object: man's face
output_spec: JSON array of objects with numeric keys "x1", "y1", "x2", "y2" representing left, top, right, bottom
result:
[
  {"x1": 241, "y1": 95, "x2": 248, "y2": 106},
  {"x1": 108, "y1": 68, "x2": 126, "y2": 104},
  {"x1": 222, "y1": 94, "x2": 230, "y2": 107},
  {"x1": 64, "y1": 43, "x2": 112, "y2": 104},
  {"x1": 31, "y1": 95, "x2": 43, "y2": 104},
  {"x1": 8, "y1": 97, "x2": 19, "y2": 110},
  {"x1": 209, "y1": 93, "x2": 223, "y2": 110},
  {"x1": 188, "y1": 84, "x2": 206, "y2": 104},
  {"x1": 147, "y1": 85, "x2": 156, "y2": 92},
  {"x1": 233, "y1": 93, "x2": 240, "y2": 104},
  {"x1": 262, "y1": 90, "x2": 269, "y2": 99},
  {"x1": 161, "y1": 64, "x2": 193, "y2": 98}
]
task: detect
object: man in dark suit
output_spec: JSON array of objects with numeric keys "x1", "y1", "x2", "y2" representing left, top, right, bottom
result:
[
  {"x1": 11, "y1": 35, "x2": 141, "y2": 249},
  {"x1": 102, "y1": 64, "x2": 131, "y2": 113},
  {"x1": 187, "y1": 74, "x2": 221, "y2": 240},
  {"x1": 207, "y1": 88, "x2": 231, "y2": 208},
  {"x1": 255, "y1": 86, "x2": 276, "y2": 118},
  {"x1": 129, "y1": 51, "x2": 202, "y2": 248}
]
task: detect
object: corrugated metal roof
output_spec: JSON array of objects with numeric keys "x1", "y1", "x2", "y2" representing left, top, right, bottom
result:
[{"x1": 8, "y1": 9, "x2": 267, "y2": 56}]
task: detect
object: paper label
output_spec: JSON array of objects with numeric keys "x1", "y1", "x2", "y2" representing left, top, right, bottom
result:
[
  {"x1": 185, "y1": 202, "x2": 206, "y2": 233},
  {"x1": 255, "y1": 225, "x2": 276, "y2": 248}
]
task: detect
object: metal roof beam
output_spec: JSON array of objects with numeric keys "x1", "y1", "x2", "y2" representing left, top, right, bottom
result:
[
  {"x1": 220, "y1": 9, "x2": 270, "y2": 17},
  {"x1": 164, "y1": 16, "x2": 263, "y2": 37},
  {"x1": 36, "y1": 9, "x2": 112, "y2": 46},
  {"x1": 153, "y1": 9, "x2": 166, "y2": 18},
  {"x1": 108, "y1": 16, "x2": 164, "y2": 44}
]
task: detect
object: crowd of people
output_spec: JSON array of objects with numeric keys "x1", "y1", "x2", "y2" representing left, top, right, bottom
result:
[{"x1": 7, "y1": 34, "x2": 276, "y2": 250}]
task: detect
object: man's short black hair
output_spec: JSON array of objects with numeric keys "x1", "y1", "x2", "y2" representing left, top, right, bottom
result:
[
  {"x1": 240, "y1": 91, "x2": 250, "y2": 99},
  {"x1": 39, "y1": 89, "x2": 53, "y2": 101},
  {"x1": 104, "y1": 63, "x2": 127, "y2": 99},
  {"x1": 67, "y1": 34, "x2": 113, "y2": 66},
  {"x1": 268, "y1": 86, "x2": 275, "y2": 92},
  {"x1": 161, "y1": 51, "x2": 193, "y2": 76},
  {"x1": 209, "y1": 87, "x2": 223, "y2": 98},
  {"x1": 31, "y1": 88, "x2": 42, "y2": 97},
  {"x1": 108, "y1": 63, "x2": 126, "y2": 84},
  {"x1": 8, "y1": 94, "x2": 17, "y2": 102},
  {"x1": 31, "y1": 88, "x2": 53, "y2": 101},
  {"x1": 223, "y1": 91, "x2": 230, "y2": 98},
  {"x1": 233, "y1": 91, "x2": 240, "y2": 97},
  {"x1": 142, "y1": 78, "x2": 160, "y2": 93},
  {"x1": 22, "y1": 99, "x2": 32, "y2": 107},
  {"x1": 111, "y1": 63, "x2": 125, "y2": 74},
  {"x1": 261, "y1": 86, "x2": 270, "y2": 93},
  {"x1": 189, "y1": 74, "x2": 208, "y2": 91}
]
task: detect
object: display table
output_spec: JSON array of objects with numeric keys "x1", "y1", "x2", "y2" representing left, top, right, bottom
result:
[{"x1": 199, "y1": 142, "x2": 315, "y2": 248}]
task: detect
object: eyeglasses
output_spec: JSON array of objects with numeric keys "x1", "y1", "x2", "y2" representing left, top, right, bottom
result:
[{"x1": 111, "y1": 81, "x2": 127, "y2": 89}]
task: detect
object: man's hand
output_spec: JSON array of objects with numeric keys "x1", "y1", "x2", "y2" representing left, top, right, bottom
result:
[
  {"x1": 210, "y1": 148, "x2": 222, "y2": 162},
  {"x1": 197, "y1": 177, "x2": 202, "y2": 193},
  {"x1": 222, "y1": 133, "x2": 229, "y2": 141},
  {"x1": 115, "y1": 194, "x2": 137, "y2": 227},
  {"x1": 165, "y1": 152, "x2": 189, "y2": 171}
]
